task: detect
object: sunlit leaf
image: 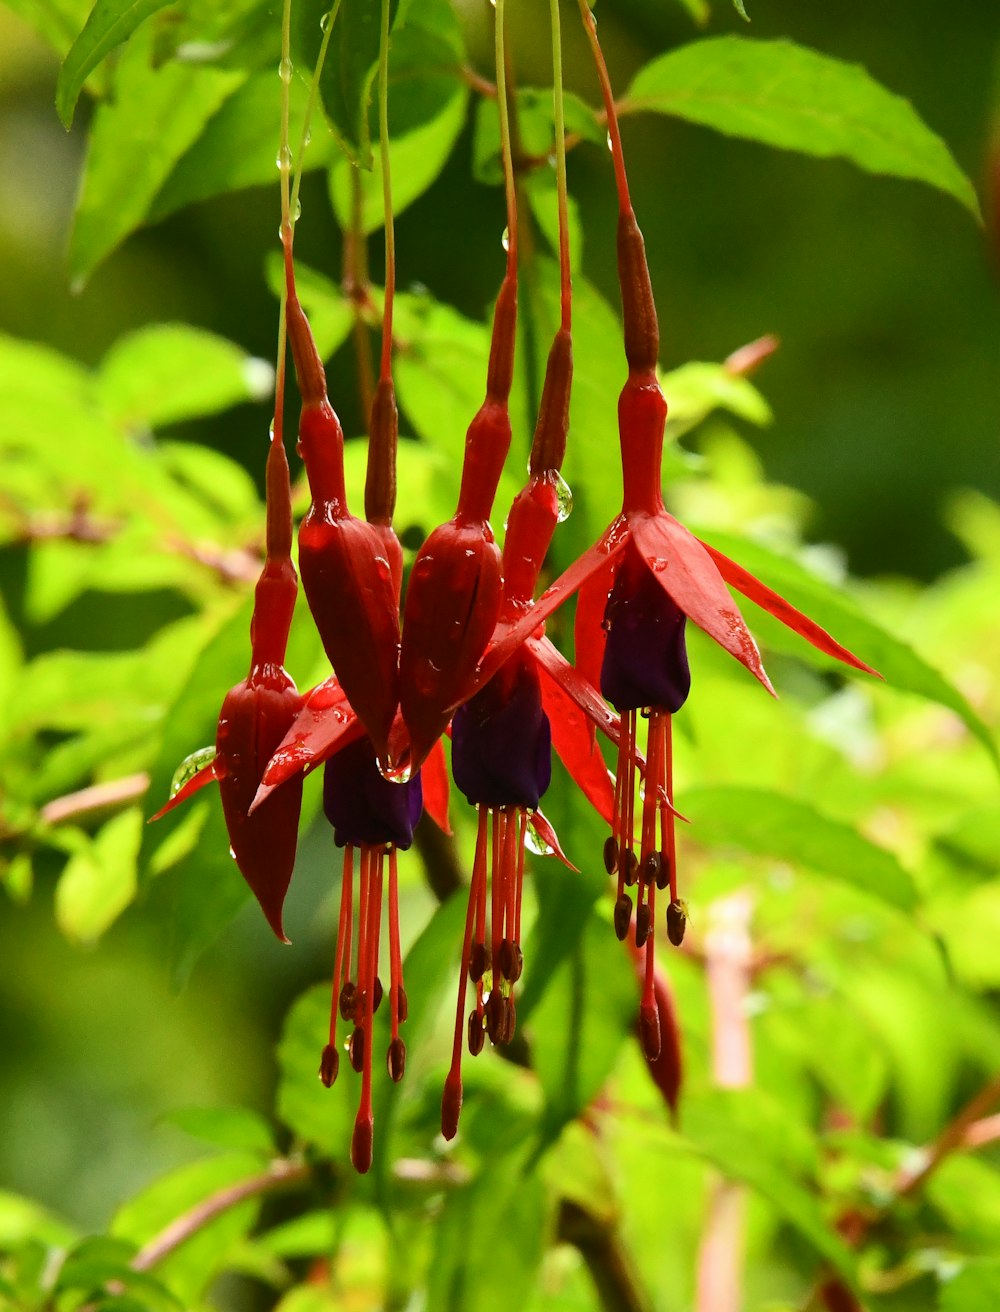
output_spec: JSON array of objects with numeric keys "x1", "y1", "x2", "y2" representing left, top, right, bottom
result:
[
  {"x1": 69, "y1": 29, "x2": 245, "y2": 282},
  {"x1": 161, "y1": 1105, "x2": 276, "y2": 1157},
  {"x1": 54, "y1": 806, "x2": 143, "y2": 942},
  {"x1": 56, "y1": 0, "x2": 175, "y2": 128},
  {"x1": 681, "y1": 785, "x2": 916, "y2": 909},
  {"x1": 625, "y1": 37, "x2": 981, "y2": 220}
]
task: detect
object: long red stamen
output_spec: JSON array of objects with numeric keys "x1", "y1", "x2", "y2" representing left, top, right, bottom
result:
[
  {"x1": 352, "y1": 848, "x2": 383, "y2": 1174},
  {"x1": 442, "y1": 808, "x2": 490, "y2": 1140},
  {"x1": 320, "y1": 845, "x2": 355, "y2": 1087}
]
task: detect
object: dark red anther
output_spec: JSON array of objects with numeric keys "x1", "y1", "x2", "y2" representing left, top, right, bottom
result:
[
  {"x1": 667, "y1": 899, "x2": 688, "y2": 947},
  {"x1": 339, "y1": 981, "x2": 357, "y2": 1023},
  {"x1": 470, "y1": 942, "x2": 489, "y2": 983},
  {"x1": 655, "y1": 852, "x2": 671, "y2": 891},
  {"x1": 373, "y1": 976, "x2": 384, "y2": 1013},
  {"x1": 623, "y1": 850, "x2": 639, "y2": 887},
  {"x1": 602, "y1": 836, "x2": 619, "y2": 875},
  {"x1": 387, "y1": 1036, "x2": 406, "y2": 1083},
  {"x1": 395, "y1": 983, "x2": 408, "y2": 1025},
  {"x1": 467, "y1": 1011, "x2": 485, "y2": 1057},
  {"x1": 635, "y1": 902, "x2": 651, "y2": 949},
  {"x1": 614, "y1": 893, "x2": 633, "y2": 942},
  {"x1": 643, "y1": 850, "x2": 662, "y2": 886},
  {"x1": 485, "y1": 989, "x2": 504, "y2": 1043},
  {"x1": 639, "y1": 999, "x2": 661, "y2": 1062},
  {"x1": 498, "y1": 938, "x2": 523, "y2": 984},
  {"x1": 349, "y1": 1026, "x2": 365, "y2": 1073},
  {"x1": 319, "y1": 1043, "x2": 339, "y2": 1088}
]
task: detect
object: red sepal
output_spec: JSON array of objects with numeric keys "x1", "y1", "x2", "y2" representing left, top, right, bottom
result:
[
  {"x1": 629, "y1": 510, "x2": 774, "y2": 696},
  {"x1": 530, "y1": 809, "x2": 578, "y2": 872},
  {"x1": 421, "y1": 737, "x2": 452, "y2": 836},
  {"x1": 252, "y1": 676, "x2": 364, "y2": 811},
  {"x1": 216, "y1": 667, "x2": 304, "y2": 942},
  {"x1": 699, "y1": 541, "x2": 881, "y2": 678},
  {"x1": 148, "y1": 761, "x2": 219, "y2": 822}
]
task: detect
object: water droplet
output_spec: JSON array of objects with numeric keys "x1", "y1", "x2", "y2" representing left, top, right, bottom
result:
[
  {"x1": 275, "y1": 144, "x2": 292, "y2": 171},
  {"x1": 303, "y1": 128, "x2": 312, "y2": 148},
  {"x1": 606, "y1": 131, "x2": 614, "y2": 153},
  {"x1": 500, "y1": 226, "x2": 510, "y2": 252},
  {"x1": 169, "y1": 746, "x2": 216, "y2": 797},
  {"x1": 293, "y1": 197, "x2": 302, "y2": 222},
  {"x1": 278, "y1": 56, "x2": 293, "y2": 83},
  {"x1": 319, "y1": 9, "x2": 331, "y2": 31},
  {"x1": 650, "y1": 557, "x2": 668, "y2": 573},
  {"x1": 553, "y1": 471, "x2": 573, "y2": 523},
  {"x1": 268, "y1": 419, "x2": 275, "y2": 441},
  {"x1": 229, "y1": 845, "x2": 238, "y2": 861},
  {"x1": 378, "y1": 759, "x2": 413, "y2": 784},
  {"x1": 524, "y1": 818, "x2": 554, "y2": 857}
]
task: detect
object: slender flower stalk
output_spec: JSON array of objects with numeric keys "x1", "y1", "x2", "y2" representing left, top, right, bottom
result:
[{"x1": 396, "y1": 0, "x2": 519, "y2": 772}]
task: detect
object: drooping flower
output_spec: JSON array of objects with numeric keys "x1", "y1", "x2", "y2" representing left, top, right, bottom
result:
[
  {"x1": 151, "y1": 339, "x2": 304, "y2": 944},
  {"x1": 318, "y1": 734, "x2": 424, "y2": 1174}
]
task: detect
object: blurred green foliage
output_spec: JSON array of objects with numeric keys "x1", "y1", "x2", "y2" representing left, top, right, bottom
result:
[{"x1": 1, "y1": 1, "x2": 999, "y2": 1310}]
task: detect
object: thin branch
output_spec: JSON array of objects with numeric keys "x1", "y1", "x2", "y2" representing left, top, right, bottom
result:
[
  {"x1": 131, "y1": 1159, "x2": 311, "y2": 1273},
  {"x1": 895, "y1": 1073, "x2": 1000, "y2": 1198},
  {"x1": 557, "y1": 1199, "x2": 652, "y2": 1312},
  {"x1": 40, "y1": 773, "x2": 150, "y2": 826}
]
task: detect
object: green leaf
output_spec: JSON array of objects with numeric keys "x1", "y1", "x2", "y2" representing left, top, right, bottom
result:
[
  {"x1": 276, "y1": 984, "x2": 354, "y2": 1158},
  {"x1": 681, "y1": 785, "x2": 917, "y2": 909},
  {"x1": 939, "y1": 1261, "x2": 1000, "y2": 1312},
  {"x1": 700, "y1": 528, "x2": 1000, "y2": 768},
  {"x1": 682, "y1": 1088, "x2": 857, "y2": 1285},
  {"x1": 625, "y1": 37, "x2": 980, "y2": 220},
  {"x1": 426, "y1": 1152, "x2": 547, "y2": 1312},
  {"x1": 54, "y1": 806, "x2": 144, "y2": 942},
  {"x1": 161, "y1": 1106, "x2": 276, "y2": 1157},
  {"x1": 97, "y1": 325, "x2": 273, "y2": 430},
  {"x1": 110, "y1": 1153, "x2": 266, "y2": 1307},
  {"x1": 56, "y1": 0, "x2": 175, "y2": 128},
  {"x1": 69, "y1": 28, "x2": 245, "y2": 282},
  {"x1": 4, "y1": 0, "x2": 94, "y2": 56},
  {"x1": 263, "y1": 255, "x2": 355, "y2": 362},
  {"x1": 329, "y1": 86, "x2": 467, "y2": 234},
  {"x1": 149, "y1": 70, "x2": 334, "y2": 224}
]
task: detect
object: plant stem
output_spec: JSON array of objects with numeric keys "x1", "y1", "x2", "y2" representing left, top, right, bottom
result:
[
  {"x1": 549, "y1": 0, "x2": 572, "y2": 332},
  {"x1": 131, "y1": 1159, "x2": 311, "y2": 1273},
  {"x1": 575, "y1": 0, "x2": 632, "y2": 216},
  {"x1": 495, "y1": 0, "x2": 517, "y2": 274}
]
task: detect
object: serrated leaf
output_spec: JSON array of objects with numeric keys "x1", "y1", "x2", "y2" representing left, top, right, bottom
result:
[
  {"x1": 700, "y1": 528, "x2": 1000, "y2": 768},
  {"x1": 69, "y1": 29, "x2": 245, "y2": 282},
  {"x1": 98, "y1": 325, "x2": 273, "y2": 430},
  {"x1": 56, "y1": 0, "x2": 175, "y2": 128},
  {"x1": 625, "y1": 37, "x2": 980, "y2": 220},
  {"x1": 681, "y1": 785, "x2": 916, "y2": 909}
]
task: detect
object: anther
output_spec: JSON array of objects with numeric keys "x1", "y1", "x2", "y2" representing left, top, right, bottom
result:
[
  {"x1": 319, "y1": 1043, "x2": 339, "y2": 1087},
  {"x1": 395, "y1": 983, "x2": 409, "y2": 1024},
  {"x1": 470, "y1": 942, "x2": 489, "y2": 983},
  {"x1": 666, "y1": 899, "x2": 688, "y2": 947},
  {"x1": 643, "y1": 851, "x2": 662, "y2": 886},
  {"x1": 349, "y1": 1026, "x2": 365, "y2": 1073},
  {"x1": 373, "y1": 976, "x2": 384, "y2": 1012},
  {"x1": 387, "y1": 1036, "x2": 406, "y2": 1083},
  {"x1": 655, "y1": 852, "x2": 671, "y2": 891},
  {"x1": 603, "y1": 836, "x2": 619, "y2": 875},
  {"x1": 498, "y1": 938, "x2": 523, "y2": 983},
  {"x1": 485, "y1": 990, "x2": 506, "y2": 1043},
  {"x1": 614, "y1": 892, "x2": 633, "y2": 941},
  {"x1": 639, "y1": 1000, "x2": 661, "y2": 1061},
  {"x1": 339, "y1": 981, "x2": 357, "y2": 1023},
  {"x1": 467, "y1": 1010, "x2": 485, "y2": 1056},
  {"x1": 623, "y1": 851, "x2": 639, "y2": 887}
]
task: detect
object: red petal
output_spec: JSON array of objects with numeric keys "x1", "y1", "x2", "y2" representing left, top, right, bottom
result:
[
  {"x1": 629, "y1": 511, "x2": 775, "y2": 695},
  {"x1": 251, "y1": 677, "x2": 363, "y2": 811},
  {"x1": 574, "y1": 552, "x2": 618, "y2": 694},
  {"x1": 421, "y1": 737, "x2": 452, "y2": 835},
  {"x1": 532, "y1": 637, "x2": 615, "y2": 825},
  {"x1": 699, "y1": 541, "x2": 881, "y2": 678},
  {"x1": 462, "y1": 517, "x2": 631, "y2": 704},
  {"x1": 530, "y1": 808, "x2": 578, "y2": 871},
  {"x1": 147, "y1": 761, "x2": 219, "y2": 822}
]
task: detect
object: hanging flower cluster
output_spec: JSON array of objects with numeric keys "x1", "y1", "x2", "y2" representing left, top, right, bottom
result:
[{"x1": 154, "y1": 0, "x2": 877, "y2": 1173}]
